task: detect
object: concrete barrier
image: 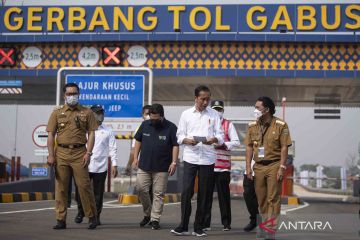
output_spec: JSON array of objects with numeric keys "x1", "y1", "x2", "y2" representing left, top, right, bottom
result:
[
  {"x1": 118, "y1": 193, "x2": 181, "y2": 204},
  {"x1": 0, "y1": 192, "x2": 54, "y2": 203}
]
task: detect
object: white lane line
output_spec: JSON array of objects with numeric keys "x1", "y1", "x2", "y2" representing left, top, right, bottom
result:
[
  {"x1": 0, "y1": 207, "x2": 54, "y2": 215},
  {"x1": 0, "y1": 201, "x2": 184, "y2": 214},
  {"x1": 281, "y1": 202, "x2": 310, "y2": 215},
  {"x1": 103, "y1": 200, "x2": 119, "y2": 204}
]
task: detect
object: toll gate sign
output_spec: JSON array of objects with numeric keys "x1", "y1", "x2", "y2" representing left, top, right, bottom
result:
[{"x1": 66, "y1": 75, "x2": 144, "y2": 118}]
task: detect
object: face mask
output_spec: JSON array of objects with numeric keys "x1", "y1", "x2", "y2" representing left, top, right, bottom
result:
[
  {"x1": 254, "y1": 109, "x2": 263, "y2": 120},
  {"x1": 95, "y1": 113, "x2": 104, "y2": 124},
  {"x1": 151, "y1": 119, "x2": 162, "y2": 128},
  {"x1": 143, "y1": 114, "x2": 150, "y2": 120},
  {"x1": 218, "y1": 111, "x2": 224, "y2": 119},
  {"x1": 65, "y1": 95, "x2": 79, "y2": 106}
]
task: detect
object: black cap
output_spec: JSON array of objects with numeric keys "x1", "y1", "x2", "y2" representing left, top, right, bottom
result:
[
  {"x1": 211, "y1": 100, "x2": 224, "y2": 109},
  {"x1": 90, "y1": 104, "x2": 104, "y2": 113}
]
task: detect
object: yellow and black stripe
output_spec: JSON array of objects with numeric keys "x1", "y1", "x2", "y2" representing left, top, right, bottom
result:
[
  {"x1": 118, "y1": 193, "x2": 181, "y2": 204},
  {"x1": 281, "y1": 196, "x2": 301, "y2": 205},
  {"x1": 0, "y1": 192, "x2": 55, "y2": 203},
  {"x1": 115, "y1": 134, "x2": 134, "y2": 140}
]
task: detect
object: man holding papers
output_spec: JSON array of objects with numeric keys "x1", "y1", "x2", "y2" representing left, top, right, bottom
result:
[{"x1": 170, "y1": 85, "x2": 224, "y2": 237}]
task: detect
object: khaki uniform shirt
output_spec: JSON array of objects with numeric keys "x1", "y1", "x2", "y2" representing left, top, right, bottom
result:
[
  {"x1": 244, "y1": 117, "x2": 292, "y2": 162},
  {"x1": 46, "y1": 104, "x2": 98, "y2": 145}
]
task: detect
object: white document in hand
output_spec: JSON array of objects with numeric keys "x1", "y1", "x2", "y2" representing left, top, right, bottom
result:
[{"x1": 193, "y1": 136, "x2": 208, "y2": 143}]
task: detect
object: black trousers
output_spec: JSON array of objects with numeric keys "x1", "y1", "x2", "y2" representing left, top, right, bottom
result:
[
  {"x1": 204, "y1": 171, "x2": 231, "y2": 228},
  {"x1": 76, "y1": 171, "x2": 108, "y2": 217},
  {"x1": 243, "y1": 174, "x2": 259, "y2": 222},
  {"x1": 179, "y1": 162, "x2": 215, "y2": 231}
]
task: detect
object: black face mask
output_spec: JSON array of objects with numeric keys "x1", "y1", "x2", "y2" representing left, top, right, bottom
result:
[{"x1": 151, "y1": 119, "x2": 162, "y2": 128}]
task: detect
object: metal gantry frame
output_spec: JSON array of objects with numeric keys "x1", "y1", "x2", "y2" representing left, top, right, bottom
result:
[{"x1": 56, "y1": 67, "x2": 153, "y2": 106}]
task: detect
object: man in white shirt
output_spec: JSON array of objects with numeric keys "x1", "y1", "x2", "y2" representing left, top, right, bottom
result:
[
  {"x1": 74, "y1": 105, "x2": 118, "y2": 226},
  {"x1": 203, "y1": 100, "x2": 240, "y2": 232},
  {"x1": 171, "y1": 85, "x2": 224, "y2": 237}
]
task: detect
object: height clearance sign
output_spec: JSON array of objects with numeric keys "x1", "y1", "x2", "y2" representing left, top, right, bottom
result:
[{"x1": 66, "y1": 75, "x2": 144, "y2": 118}]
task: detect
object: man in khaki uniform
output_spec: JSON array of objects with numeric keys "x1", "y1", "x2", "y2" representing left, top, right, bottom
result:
[
  {"x1": 47, "y1": 82, "x2": 98, "y2": 230},
  {"x1": 245, "y1": 96, "x2": 292, "y2": 240}
]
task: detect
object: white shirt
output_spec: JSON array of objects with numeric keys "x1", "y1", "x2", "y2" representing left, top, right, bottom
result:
[
  {"x1": 177, "y1": 106, "x2": 224, "y2": 165},
  {"x1": 215, "y1": 119, "x2": 240, "y2": 172},
  {"x1": 223, "y1": 120, "x2": 240, "y2": 151},
  {"x1": 88, "y1": 125, "x2": 118, "y2": 173}
]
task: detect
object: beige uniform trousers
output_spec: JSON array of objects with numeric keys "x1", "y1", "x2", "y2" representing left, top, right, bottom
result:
[
  {"x1": 55, "y1": 147, "x2": 97, "y2": 221},
  {"x1": 254, "y1": 161, "x2": 282, "y2": 230},
  {"x1": 136, "y1": 169, "x2": 169, "y2": 222}
]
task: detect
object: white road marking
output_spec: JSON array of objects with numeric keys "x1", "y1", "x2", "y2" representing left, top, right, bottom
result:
[
  {"x1": 0, "y1": 207, "x2": 54, "y2": 215},
  {"x1": 0, "y1": 201, "x2": 184, "y2": 214},
  {"x1": 281, "y1": 202, "x2": 310, "y2": 215}
]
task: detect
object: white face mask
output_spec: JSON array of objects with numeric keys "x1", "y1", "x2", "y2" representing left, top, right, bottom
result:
[
  {"x1": 218, "y1": 111, "x2": 224, "y2": 119},
  {"x1": 65, "y1": 95, "x2": 79, "y2": 106},
  {"x1": 143, "y1": 114, "x2": 150, "y2": 120},
  {"x1": 254, "y1": 109, "x2": 263, "y2": 120}
]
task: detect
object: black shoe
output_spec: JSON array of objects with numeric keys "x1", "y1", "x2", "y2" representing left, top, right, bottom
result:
[
  {"x1": 192, "y1": 229, "x2": 207, "y2": 237},
  {"x1": 88, "y1": 217, "x2": 98, "y2": 229},
  {"x1": 53, "y1": 220, "x2": 66, "y2": 230},
  {"x1": 97, "y1": 215, "x2": 101, "y2": 226},
  {"x1": 139, "y1": 216, "x2": 151, "y2": 227},
  {"x1": 151, "y1": 221, "x2": 160, "y2": 230},
  {"x1": 170, "y1": 226, "x2": 190, "y2": 235},
  {"x1": 223, "y1": 225, "x2": 231, "y2": 231},
  {"x1": 74, "y1": 213, "x2": 84, "y2": 224},
  {"x1": 244, "y1": 221, "x2": 257, "y2": 232}
]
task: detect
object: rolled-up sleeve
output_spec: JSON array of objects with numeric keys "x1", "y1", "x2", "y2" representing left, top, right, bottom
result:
[
  {"x1": 214, "y1": 114, "x2": 224, "y2": 145},
  {"x1": 176, "y1": 112, "x2": 186, "y2": 145},
  {"x1": 224, "y1": 122, "x2": 240, "y2": 150},
  {"x1": 108, "y1": 131, "x2": 118, "y2": 166}
]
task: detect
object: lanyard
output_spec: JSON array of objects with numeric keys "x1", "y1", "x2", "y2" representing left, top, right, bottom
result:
[{"x1": 260, "y1": 124, "x2": 269, "y2": 146}]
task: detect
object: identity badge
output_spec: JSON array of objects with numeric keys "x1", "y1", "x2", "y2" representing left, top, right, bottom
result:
[{"x1": 258, "y1": 147, "x2": 265, "y2": 158}]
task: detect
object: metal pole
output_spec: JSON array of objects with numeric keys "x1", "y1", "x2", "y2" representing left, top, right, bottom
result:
[
  {"x1": 57, "y1": 67, "x2": 153, "y2": 106},
  {"x1": 16, "y1": 157, "x2": 20, "y2": 181},
  {"x1": 281, "y1": 97, "x2": 286, "y2": 121},
  {"x1": 10, "y1": 157, "x2": 15, "y2": 182}
]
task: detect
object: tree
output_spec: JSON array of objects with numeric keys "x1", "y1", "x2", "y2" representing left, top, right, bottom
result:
[
  {"x1": 345, "y1": 152, "x2": 360, "y2": 176},
  {"x1": 299, "y1": 164, "x2": 317, "y2": 172}
]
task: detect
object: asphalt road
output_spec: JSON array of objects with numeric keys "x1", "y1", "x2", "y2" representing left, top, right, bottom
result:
[{"x1": 0, "y1": 198, "x2": 358, "y2": 240}]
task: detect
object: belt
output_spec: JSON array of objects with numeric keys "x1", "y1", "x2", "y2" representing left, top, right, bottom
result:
[
  {"x1": 257, "y1": 159, "x2": 280, "y2": 165},
  {"x1": 57, "y1": 144, "x2": 85, "y2": 149}
]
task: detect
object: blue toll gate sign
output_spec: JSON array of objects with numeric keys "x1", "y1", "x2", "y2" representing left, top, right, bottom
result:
[{"x1": 66, "y1": 75, "x2": 144, "y2": 118}]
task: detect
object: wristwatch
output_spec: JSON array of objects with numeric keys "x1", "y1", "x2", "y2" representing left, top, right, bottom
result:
[
  {"x1": 280, "y1": 164, "x2": 287, "y2": 170},
  {"x1": 86, "y1": 152, "x2": 93, "y2": 156}
]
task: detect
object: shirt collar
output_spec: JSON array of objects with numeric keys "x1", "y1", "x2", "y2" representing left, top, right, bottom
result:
[
  {"x1": 64, "y1": 104, "x2": 81, "y2": 111},
  {"x1": 259, "y1": 115, "x2": 274, "y2": 127},
  {"x1": 192, "y1": 105, "x2": 209, "y2": 114}
]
